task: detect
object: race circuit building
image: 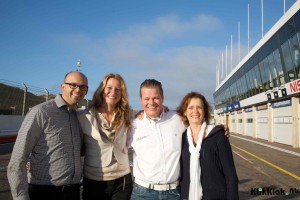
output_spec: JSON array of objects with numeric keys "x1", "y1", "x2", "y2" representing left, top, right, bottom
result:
[{"x1": 214, "y1": 1, "x2": 300, "y2": 148}]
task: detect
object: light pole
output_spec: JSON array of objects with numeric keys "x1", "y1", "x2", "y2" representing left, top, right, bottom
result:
[{"x1": 77, "y1": 59, "x2": 81, "y2": 71}]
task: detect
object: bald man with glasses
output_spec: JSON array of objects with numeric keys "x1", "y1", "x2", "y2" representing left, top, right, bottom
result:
[{"x1": 7, "y1": 71, "x2": 88, "y2": 200}]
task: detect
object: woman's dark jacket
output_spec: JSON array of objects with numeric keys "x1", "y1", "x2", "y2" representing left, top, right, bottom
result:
[{"x1": 180, "y1": 125, "x2": 239, "y2": 200}]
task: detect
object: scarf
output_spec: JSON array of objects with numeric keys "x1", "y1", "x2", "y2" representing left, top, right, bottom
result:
[{"x1": 186, "y1": 121, "x2": 206, "y2": 200}]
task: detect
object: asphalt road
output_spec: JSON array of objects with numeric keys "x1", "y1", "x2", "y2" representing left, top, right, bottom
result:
[
  {"x1": 1, "y1": 133, "x2": 300, "y2": 200},
  {"x1": 230, "y1": 134, "x2": 300, "y2": 200}
]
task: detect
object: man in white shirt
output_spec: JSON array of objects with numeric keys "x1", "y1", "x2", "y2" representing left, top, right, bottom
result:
[
  {"x1": 128, "y1": 79, "x2": 228, "y2": 200},
  {"x1": 128, "y1": 79, "x2": 185, "y2": 200}
]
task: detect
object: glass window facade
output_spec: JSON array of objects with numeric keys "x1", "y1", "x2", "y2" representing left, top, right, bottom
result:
[{"x1": 214, "y1": 11, "x2": 300, "y2": 111}]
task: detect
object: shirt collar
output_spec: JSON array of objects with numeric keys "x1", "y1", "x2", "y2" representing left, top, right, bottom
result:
[
  {"x1": 55, "y1": 94, "x2": 76, "y2": 111},
  {"x1": 144, "y1": 110, "x2": 164, "y2": 123}
]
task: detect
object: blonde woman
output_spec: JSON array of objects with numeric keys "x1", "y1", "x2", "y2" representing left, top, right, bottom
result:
[{"x1": 78, "y1": 73, "x2": 132, "y2": 200}]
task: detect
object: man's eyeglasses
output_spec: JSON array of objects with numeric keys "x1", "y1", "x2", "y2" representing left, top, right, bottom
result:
[{"x1": 64, "y1": 82, "x2": 88, "y2": 92}]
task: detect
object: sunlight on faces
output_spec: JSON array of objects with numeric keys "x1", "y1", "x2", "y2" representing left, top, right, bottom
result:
[
  {"x1": 103, "y1": 78, "x2": 122, "y2": 107},
  {"x1": 140, "y1": 87, "x2": 164, "y2": 118},
  {"x1": 61, "y1": 72, "x2": 88, "y2": 108},
  {"x1": 185, "y1": 97, "x2": 205, "y2": 126}
]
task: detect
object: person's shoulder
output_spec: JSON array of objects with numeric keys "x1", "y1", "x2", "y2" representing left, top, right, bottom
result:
[
  {"x1": 77, "y1": 107, "x2": 90, "y2": 115},
  {"x1": 162, "y1": 110, "x2": 184, "y2": 125},
  {"x1": 164, "y1": 110, "x2": 180, "y2": 120},
  {"x1": 131, "y1": 115, "x2": 144, "y2": 127},
  {"x1": 34, "y1": 99, "x2": 55, "y2": 112},
  {"x1": 209, "y1": 126, "x2": 227, "y2": 142},
  {"x1": 211, "y1": 124, "x2": 225, "y2": 133},
  {"x1": 22, "y1": 100, "x2": 54, "y2": 120}
]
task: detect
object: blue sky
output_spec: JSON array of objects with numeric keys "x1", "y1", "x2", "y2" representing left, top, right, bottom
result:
[{"x1": 0, "y1": 0, "x2": 297, "y2": 110}]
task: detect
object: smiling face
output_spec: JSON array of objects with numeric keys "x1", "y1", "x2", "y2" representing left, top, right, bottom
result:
[
  {"x1": 185, "y1": 97, "x2": 205, "y2": 126},
  {"x1": 103, "y1": 77, "x2": 122, "y2": 107},
  {"x1": 61, "y1": 72, "x2": 88, "y2": 108},
  {"x1": 140, "y1": 86, "x2": 164, "y2": 119}
]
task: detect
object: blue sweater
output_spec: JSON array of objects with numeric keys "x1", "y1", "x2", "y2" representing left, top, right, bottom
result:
[{"x1": 180, "y1": 126, "x2": 239, "y2": 200}]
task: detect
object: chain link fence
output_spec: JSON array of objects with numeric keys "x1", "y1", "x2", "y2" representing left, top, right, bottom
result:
[{"x1": 0, "y1": 79, "x2": 90, "y2": 116}]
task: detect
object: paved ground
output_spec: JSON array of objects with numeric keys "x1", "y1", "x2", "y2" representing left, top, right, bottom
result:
[
  {"x1": 230, "y1": 133, "x2": 300, "y2": 200},
  {"x1": 0, "y1": 153, "x2": 12, "y2": 200}
]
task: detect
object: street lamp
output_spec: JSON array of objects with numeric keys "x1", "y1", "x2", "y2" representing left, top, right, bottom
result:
[{"x1": 77, "y1": 59, "x2": 81, "y2": 71}]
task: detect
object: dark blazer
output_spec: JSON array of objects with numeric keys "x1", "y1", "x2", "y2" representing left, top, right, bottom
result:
[{"x1": 180, "y1": 125, "x2": 239, "y2": 200}]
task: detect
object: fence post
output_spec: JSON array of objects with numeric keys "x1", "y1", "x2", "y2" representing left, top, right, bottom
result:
[
  {"x1": 44, "y1": 88, "x2": 49, "y2": 101},
  {"x1": 22, "y1": 83, "x2": 27, "y2": 116}
]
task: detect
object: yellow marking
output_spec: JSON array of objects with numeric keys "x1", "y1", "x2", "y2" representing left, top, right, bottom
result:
[{"x1": 231, "y1": 143, "x2": 300, "y2": 181}]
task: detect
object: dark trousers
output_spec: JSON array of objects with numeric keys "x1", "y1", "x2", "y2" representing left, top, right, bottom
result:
[
  {"x1": 28, "y1": 184, "x2": 80, "y2": 200},
  {"x1": 82, "y1": 173, "x2": 133, "y2": 200}
]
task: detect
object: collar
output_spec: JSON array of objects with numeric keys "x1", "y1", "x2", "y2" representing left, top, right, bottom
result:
[
  {"x1": 55, "y1": 94, "x2": 76, "y2": 111},
  {"x1": 144, "y1": 110, "x2": 164, "y2": 123}
]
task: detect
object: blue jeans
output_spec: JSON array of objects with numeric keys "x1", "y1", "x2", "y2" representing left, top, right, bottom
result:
[{"x1": 130, "y1": 183, "x2": 180, "y2": 200}]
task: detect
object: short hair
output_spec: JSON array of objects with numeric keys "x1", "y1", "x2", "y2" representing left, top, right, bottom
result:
[
  {"x1": 64, "y1": 71, "x2": 88, "y2": 82},
  {"x1": 177, "y1": 92, "x2": 212, "y2": 126},
  {"x1": 139, "y1": 79, "x2": 164, "y2": 98}
]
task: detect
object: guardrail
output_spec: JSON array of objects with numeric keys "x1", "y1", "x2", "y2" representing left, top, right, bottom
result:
[{"x1": 0, "y1": 130, "x2": 18, "y2": 144}]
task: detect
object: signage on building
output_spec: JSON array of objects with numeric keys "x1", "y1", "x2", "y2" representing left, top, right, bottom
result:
[
  {"x1": 256, "y1": 104, "x2": 268, "y2": 111},
  {"x1": 265, "y1": 84, "x2": 289, "y2": 100},
  {"x1": 244, "y1": 107, "x2": 253, "y2": 112},
  {"x1": 226, "y1": 102, "x2": 240, "y2": 112},
  {"x1": 237, "y1": 109, "x2": 243, "y2": 114},
  {"x1": 227, "y1": 105, "x2": 233, "y2": 111},
  {"x1": 234, "y1": 102, "x2": 240, "y2": 109},
  {"x1": 272, "y1": 99, "x2": 291, "y2": 108},
  {"x1": 289, "y1": 79, "x2": 300, "y2": 94}
]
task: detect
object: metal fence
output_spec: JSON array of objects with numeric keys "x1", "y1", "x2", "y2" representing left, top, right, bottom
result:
[{"x1": 0, "y1": 79, "x2": 90, "y2": 116}]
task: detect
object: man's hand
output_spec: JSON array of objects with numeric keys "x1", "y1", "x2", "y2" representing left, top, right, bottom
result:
[
  {"x1": 26, "y1": 162, "x2": 30, "y2": 172},
  {"x1": 217, "y1": 124, "x2": 230, "y2": 137},
  {"x1": 135, "y1": 110, "x2": 144, "y2": 120},
  {"x1": 163, "y1": 105, "x2": 169, "y2": 112},
  {"x1": 223, "y1": 124, "x2": 230, "y2": 137}
]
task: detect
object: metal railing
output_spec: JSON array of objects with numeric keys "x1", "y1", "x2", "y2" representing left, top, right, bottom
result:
[{"x1": 0, "y1": 79, "x2": 90, "y2": 116}]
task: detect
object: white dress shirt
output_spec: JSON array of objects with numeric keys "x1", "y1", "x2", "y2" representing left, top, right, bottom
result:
[{"x1": 128, "y1": 110, "x2": 186, "y2": 184}]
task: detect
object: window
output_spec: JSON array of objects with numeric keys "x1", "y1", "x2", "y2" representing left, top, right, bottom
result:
[
  {"x1": 247, "y1": 118, "x2": 253, "y2": 123},
  {"x1": 267, "y1": 53, "x2": 279, "y2": 87},
  {"x1": 289, "y1": 33, "x2": 300, "y2": 79},
  {"x1": 246, "y1": 70, "x2": 254, "y2": 96},
  {"x1": 253, "y1": 65, "x2": 263, "y2": 93},
  {"x1": 273, "y1": 49, "x2": 286, "y2": 85},
  {"x1": 282, "y1": 40, "x2": 295, "y2": 82},
  {"x1": 280, "y1": 23, "x2": 296, "y2": 82},
  {"x1": 259, "y1": 61, "x2": 269, "y2": 90}
]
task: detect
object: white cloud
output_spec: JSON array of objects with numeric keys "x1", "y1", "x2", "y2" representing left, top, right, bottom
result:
[
  {"x1": 106, "y1": 14, "x2": 222, "y2": 46},
  {"x1": 59, "y1": 13, "x2": 227, "y2": 109}
]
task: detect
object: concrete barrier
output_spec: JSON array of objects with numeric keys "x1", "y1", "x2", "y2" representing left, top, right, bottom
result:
[
  {"x1": 0, "y1": 115, "x2": 23, "y2": 144},
  {"x1": 0, "y1": 115, "x2": 24, "y2": 131}
]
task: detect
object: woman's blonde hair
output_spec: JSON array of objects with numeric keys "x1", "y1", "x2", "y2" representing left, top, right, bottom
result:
[{"x1": 91, "y1": 73, "x2": 131, "y2": 128}]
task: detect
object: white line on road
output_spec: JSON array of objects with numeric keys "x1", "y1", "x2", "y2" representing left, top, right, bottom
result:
[
  {"x1": 231, "y1": 135, "x2": 300, "y2": 157},
  {"x1": 232, "y1": 150, "x2": 251, "y2": 162}
]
